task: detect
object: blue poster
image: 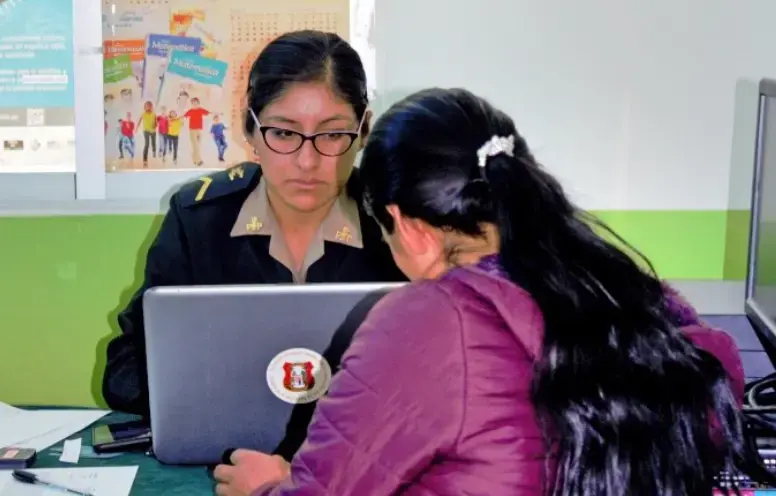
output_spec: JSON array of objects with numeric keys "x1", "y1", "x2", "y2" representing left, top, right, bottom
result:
[{"x1": 0, "y1": 0, "x2": 74, "y2": 108}]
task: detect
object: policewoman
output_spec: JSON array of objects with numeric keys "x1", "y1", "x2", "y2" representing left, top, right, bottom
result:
[{"x1": 102, "y1": 30, "x2": 405, "y2": 455}]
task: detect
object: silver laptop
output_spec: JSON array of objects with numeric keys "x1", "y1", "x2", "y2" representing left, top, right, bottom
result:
[{"x1": 143, "y1": 282, "x2": 402, "y2": 465}]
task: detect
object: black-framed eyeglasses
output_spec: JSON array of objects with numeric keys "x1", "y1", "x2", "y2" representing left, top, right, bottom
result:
[{"x1": 249, "y1": 107, "x2": 365, "y2": 157}]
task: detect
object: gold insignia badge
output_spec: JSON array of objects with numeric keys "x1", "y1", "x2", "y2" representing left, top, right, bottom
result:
[
  {"x1": 228, "y1": 165, "x2": 245, "y2": 181},
  {"x1": 246, "y1": 216, "x2": 263, "y2": 232},
  {"x1": 335, "y1": 226, "x2": 353, "y2": 242}
]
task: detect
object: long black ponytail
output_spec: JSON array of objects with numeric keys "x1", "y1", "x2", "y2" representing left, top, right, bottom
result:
[{"x1": 484, "y1": 143, "x2": 744, "y2": 494}]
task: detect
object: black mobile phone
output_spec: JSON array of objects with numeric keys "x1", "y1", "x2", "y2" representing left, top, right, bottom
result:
[
  {"x1": 92, "y1": 420, "x2": 152, "y2": 453},
  {"x1": 0, "y1": 448, "x2": 36, "y2": 469}
]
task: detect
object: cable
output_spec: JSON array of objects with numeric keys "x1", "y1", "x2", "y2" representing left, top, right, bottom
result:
[
  {"x1": 721, "y1": 375, "x2": 776, "y2": 491},
  {"x1": 744, "y1": 374, "x2": 776, "y2": 418},
  {"x1": 747, "y1": 376, "x2": 776, "y2": 407}
]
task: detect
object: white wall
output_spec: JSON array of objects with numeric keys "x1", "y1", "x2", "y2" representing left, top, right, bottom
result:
[
  {"x1": 3, "y1": 0, "x2": 769, "y2": 215},
  {"x1": 374, "y1": 0, "x2": 773, "y2": 211}
]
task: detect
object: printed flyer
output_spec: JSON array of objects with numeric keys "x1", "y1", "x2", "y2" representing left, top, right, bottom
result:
[
  {"x1": 102, "y1": 0, "x2": 350, "y2": 171},
  {"x1": 0, "y1": 0, "x2": 76, "y2": 172}
]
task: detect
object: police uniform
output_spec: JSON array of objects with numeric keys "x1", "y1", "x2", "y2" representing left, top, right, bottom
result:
[{"x1": 102, "y1": 162, "x2": 405, "y2": 422}]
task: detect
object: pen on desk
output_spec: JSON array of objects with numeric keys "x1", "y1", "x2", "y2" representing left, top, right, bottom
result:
[{"x1": 12, "y1": 469, "x2": 95, "y2": 496}]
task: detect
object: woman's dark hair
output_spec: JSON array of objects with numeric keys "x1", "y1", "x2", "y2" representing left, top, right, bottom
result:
[
  {"x1": 358, "y1": 87, "x2": 753, "y2": 494},
  {"x1": 243, "y1": 30, "x2": 368, "y2": 137}
]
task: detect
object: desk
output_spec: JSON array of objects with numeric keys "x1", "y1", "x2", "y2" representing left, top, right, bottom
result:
[{"x1": 29, "y1": 412, "x2": 214, "y2": 495}]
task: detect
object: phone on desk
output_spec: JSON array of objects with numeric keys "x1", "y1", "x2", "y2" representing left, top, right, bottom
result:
[{"x1": 92, "y1": 420, "x2": 152, "y2": 453}]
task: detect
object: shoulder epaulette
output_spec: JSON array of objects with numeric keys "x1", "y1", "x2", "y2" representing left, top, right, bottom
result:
[{"x1": 177, "y1": 162, "x2": 261, "y2": 208}]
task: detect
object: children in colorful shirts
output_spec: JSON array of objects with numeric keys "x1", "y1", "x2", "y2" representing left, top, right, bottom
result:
[
  {"x1": 118, "y1": 112, "x2": 135, "y2": 160},
  {"x1": 138, "y1": 101, "x2": 158, "y2": 167},
  {"x1": 156, "y1": 106, "x2": 170, "y2": 162},
  {"x1": 210, "y1": 113, "x2": 228, "y2": 162},
  {"x1": 166, "y1": 110, "x2": 183, "y2": 165},
  {"x1": 184, "y1": 97, "x2": 210, "y2": 166}
]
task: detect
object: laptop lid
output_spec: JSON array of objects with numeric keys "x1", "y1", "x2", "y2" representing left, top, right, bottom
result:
[{"x1": 143, "y1": 282, "x2": 402, "y2": 465}]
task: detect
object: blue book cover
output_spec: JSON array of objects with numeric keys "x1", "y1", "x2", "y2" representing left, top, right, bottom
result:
[
  {"x1": 158, "y1": 49, "x2": 227, "y2": 116},
  {"x1": 141, "y1": 34, "x2": 202, "y2": 104},
  {"x1": 165, "y1": 50, "x2": 228, "y2": 86}
]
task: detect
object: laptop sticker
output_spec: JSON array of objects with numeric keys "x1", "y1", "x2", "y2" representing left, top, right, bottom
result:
[{"x1": 266, "y1": 348, "x2": 332, "y2": 404}]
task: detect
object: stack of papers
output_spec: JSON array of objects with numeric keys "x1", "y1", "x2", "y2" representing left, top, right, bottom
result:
[
  {"x1": 0, "y1": 402, "x2": 109, "y2": 451},
  {"x1": 0, "y1": 466, "x2": 139, "y2": 496}
]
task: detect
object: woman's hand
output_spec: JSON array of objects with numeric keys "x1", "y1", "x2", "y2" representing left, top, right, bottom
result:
[{"x1": 213, "y1": 449, "x2": 291, "y2": 496}]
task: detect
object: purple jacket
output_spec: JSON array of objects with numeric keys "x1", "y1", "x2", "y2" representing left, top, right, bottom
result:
[{"x1": 255, "y1": 262, "x2": 744, "y2": 495}]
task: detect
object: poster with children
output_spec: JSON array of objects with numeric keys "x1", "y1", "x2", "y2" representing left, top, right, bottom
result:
[{"x1": 102, "y1": 0, "x2": 352, "y2": 172}]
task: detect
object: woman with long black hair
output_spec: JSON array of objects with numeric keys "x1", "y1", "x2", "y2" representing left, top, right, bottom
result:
[{"x1": 214, "y1": 87, "x2": 766, "y2": 495}]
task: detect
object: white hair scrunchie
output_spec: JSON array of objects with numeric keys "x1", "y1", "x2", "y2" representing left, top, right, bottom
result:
[{"x1": 477, "y1": 134, "x2": 515, "y2": 167}]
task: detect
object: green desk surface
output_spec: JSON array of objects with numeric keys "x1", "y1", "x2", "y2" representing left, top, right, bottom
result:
[{"x1": 27, "y1": 411, "x2": 214, "y2": 495}]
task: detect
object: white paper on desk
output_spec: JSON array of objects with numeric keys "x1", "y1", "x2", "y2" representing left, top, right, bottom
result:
[
  {"x1": 0, "y1": 402, "x2": 109, "y2": 451},
  {"x1": 0, "y1": 402, "x2": 21, "y2": 416},
  {"x1": 59, "y1": 437, "x2": 82, "y2": 464},
  {"x1": 0, "y1": 466, "x2": 139, "y2": 496},
  {"x1": 15, "y1": 411, "x2": 110, "y2": 451}
]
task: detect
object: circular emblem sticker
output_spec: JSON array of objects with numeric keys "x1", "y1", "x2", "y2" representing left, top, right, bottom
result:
[{"x1": 266, "y1": 348, "x2": 332, "y2": 404}]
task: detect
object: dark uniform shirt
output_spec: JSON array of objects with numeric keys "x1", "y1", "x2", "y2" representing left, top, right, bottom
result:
[{"x1": 102, "y1": 162, "x2": 405, "y2": 459}]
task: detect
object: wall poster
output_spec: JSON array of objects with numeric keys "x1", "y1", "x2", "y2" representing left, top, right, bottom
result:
[
  {"x1": 0, "y1": 0, "x2": 75, "y2": 173},
  {"x1": 102, "y1": 0, "x2": 351, "y2": 172}
]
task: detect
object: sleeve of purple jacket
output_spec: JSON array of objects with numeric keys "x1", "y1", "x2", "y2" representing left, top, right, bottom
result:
[
  {"x1": 663, "y1": 285, "x2": 744, "y2": 400},
  {"x1": 662, "y1": 283, "x2": 703, "y2": 327},
  {"x1": 252, "y1": 282, "x2": 466, "y2": 496},
  {"x1": 663, "y1": 284, "x2": 744, "y2": 401},
  {"x1": 682, "y1": 325, "x2": 746, "y2": 404}
]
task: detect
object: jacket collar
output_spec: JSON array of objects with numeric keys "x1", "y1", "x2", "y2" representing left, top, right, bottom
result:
[{"x1": 229, "y1": 178, "x2": 363, "y2": 249}]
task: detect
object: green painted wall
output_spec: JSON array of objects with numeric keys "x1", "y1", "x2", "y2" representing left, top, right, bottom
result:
[
  {"x1": 0, "y1": 215, "x2": 163, "y2": 408},
  {"x1": 751, "y1": 212, "x2": 776, "y2": 285},
  {"x1": 0, "y1": 209, "x2": 750, "y2": 407}
]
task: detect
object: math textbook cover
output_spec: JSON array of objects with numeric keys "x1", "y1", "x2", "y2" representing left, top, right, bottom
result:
[
  {"x1": 103, "y1": 39, "x2": 146, "y2": 87},
  {"x1": 104, "y1": 54, "x2": 141, "y2": 116},
  {"x1": 142, "y1": 34, "x2": 203, "y2": 104},
  {"x1": 158, "y1": 50, "x2": 228, "y2": 118}
]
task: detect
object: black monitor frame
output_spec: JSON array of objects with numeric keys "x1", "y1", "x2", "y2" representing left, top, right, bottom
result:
[{"x1": 745, "y1": 78, "x2": 776, "y2": 363}]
